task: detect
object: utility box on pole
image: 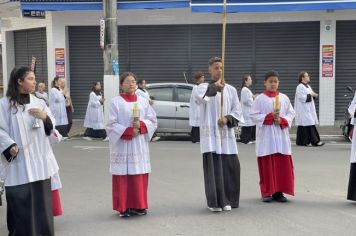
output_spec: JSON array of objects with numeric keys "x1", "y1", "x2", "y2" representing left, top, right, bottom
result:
[{"x1": 103, "y1": 0, "x2": 119, "y2": 121}]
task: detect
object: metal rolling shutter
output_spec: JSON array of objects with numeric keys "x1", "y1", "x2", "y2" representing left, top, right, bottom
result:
[
  {"x1": 335, "y1": 21, "x2": 356, "y2": 120},
  {"x1": 254, "y1": 22, "x2": 320, "y2": 110},
  {"x1": 68, "y1": 26, "x2": 103, "y2": 119},
  {"x1": 14, "y1": 28, "x2": 47, "y2": 83},
  {"x1": 190, "y1": 24, "x2": 254, "y2": 91},
  {"x1": 68, "y1": 26, "x2": 132, "y2": 118},
  {"x1": 126, "y1": 25, "x2": 190, "y2": 84},
  {"x1": 68, "y1": 22, "x2": 319, "y2": 119}
]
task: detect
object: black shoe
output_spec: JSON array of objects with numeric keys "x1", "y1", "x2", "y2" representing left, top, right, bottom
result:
[
  {"x1": 314, "y1": 142, "x2": 325, "y2": 147},
  {"x1": 262, "y1": 196, "x2": 273, "y2": 202},
  {"x1": 129, "y1": 209, "x2": 147, "y2": 216},
  {"x1": 272, "y1": 192, "x2": 288, "y2": 202},
  {"x1": 119, "y1": 210, "x2": 130, "y2": 217}
]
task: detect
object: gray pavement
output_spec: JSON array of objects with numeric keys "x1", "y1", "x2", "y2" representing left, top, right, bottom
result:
[{"x1": 1, "y1": 139, "x2": 356, "y2": 236}]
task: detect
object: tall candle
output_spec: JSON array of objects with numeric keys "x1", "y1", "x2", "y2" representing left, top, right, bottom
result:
[
  {"x1": 133, "y1": 103, "x2": 139, "y2": 120},
  {"x1": 274, "y1": 95, "x2": 280, "y2": 111}
]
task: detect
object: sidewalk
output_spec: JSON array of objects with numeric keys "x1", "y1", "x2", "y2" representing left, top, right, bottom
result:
[{"x1": 69, "y1": 119, "x2": 347, "y2": 142}]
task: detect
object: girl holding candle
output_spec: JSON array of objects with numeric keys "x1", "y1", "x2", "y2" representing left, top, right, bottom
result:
[
  {"x1": 106, "y1": 72, "x2": 157, "y2": 217},
  {"x1": 250, "y1": 70, "x2": 296, "y2": 203}
]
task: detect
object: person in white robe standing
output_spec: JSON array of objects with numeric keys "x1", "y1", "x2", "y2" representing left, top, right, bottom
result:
[
  {"x1": 347, "y1": 92, "x2": 356, "y2": 201},
  {"x1": 189, "y1": 71, "x2": 205, "y2": 143},
  {"x1": 240, "y1": 73, "x2": 257, "y2": 144},
  {"x1": 195, "y1": 57, "x2": 244, "y2": 212},
  {"x1": 59, "y1": 78, "x2": 74, "y2": 139},
  {"x1": 251, "y1": 70, "x2": 295, "y2": 203},
  {"x1": 35, "y1": 81, "x2": 49, "y2": 106},
  {"x1": 106, "y1": 72, "x2": 157, "y2": 217},
  {"x1": 135, "y1": 79, "x2": 160, "y2": 142},
  {"x1": 49, "y1": 76, "x2": 68, "y2": 137},
  {"x1": 0, "y1": 67, "x2": 60, "y2": 235},
  {"x1": 83, "y1": 81, "x2": 107, "y2": 140},
  {"x1": 294, "y1": 71, "x2": 324, "y2": 147}
]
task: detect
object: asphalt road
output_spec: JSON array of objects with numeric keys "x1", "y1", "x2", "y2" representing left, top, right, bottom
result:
[{"x1": 1, "y1": 139, "x2": 355, "y2": 236}]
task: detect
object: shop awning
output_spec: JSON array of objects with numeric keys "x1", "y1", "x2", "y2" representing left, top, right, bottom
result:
[
  {"x1": 11, "y1": 0, "x2": 190, "y2": 11},
  {"x1": 191, "y1": 0, "x2": 356, "y2": 13}
]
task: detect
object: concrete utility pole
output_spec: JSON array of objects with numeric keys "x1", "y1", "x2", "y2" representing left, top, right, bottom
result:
[{"x1": 103, "y1": 0, "x2": 119, "y2": 120}]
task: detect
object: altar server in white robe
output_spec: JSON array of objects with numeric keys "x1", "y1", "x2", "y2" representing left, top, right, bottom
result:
[
  {"x1": 347, "y1": 92, "x2": 356, "y2": 201},
  {"x1": 135, "y1": 79, "x2": 160, "y2": 142},
  {"x1": 189, "y1": 71, "x2": 205, "y2": 143},
  {"x1": 0, "y1": 67, "x2": 60, "y2": 236},
  {"x1": 294, "y1": 71, "x2": 324, "y2": 147},
  {"x1": 195, "y1": 57, "x2": 244, "y2": 212},
  {"x1": 106, "y1": 72, "x2": 157, "y2": 217},
  {"x1": 251, "y1": 70, "x2": 296, "y2": 203},
  {"x1": 49, "y1": 76, "x2": 68, "y2": 137},
  {"x1": 83, "y1": 81, "x2": 107, "y2": 140},
  {"x1": 240, "y1": 73, "x2": 257, "y2": 144},
  {"x1": 35, "y1": 81, "x2": 49, "y2": 106}
]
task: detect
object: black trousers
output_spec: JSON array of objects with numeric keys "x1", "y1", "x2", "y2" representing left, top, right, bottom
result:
[
  {"x1": 6, "y1": 179, "x2": 54, "y2": 236},
  {"x1": 56, "y1": 125, "x2": 69, "y2": 138},
  {"x1": 348, "y1": 163, "x2": 356, "y2": 201},
  {"x1": 296, "y1": 125, "x2": 321, "y2": 146},
  {"x1": 84, "y1": 128, "x2": 107, "y2": 139},
  {"x1": 240, "y1": 126, "x2": 256, "y2": 144},
  {"x1": 191, "y1": 127, "x2": 200, "y2": 143},
  {"x1": 203, "y1": 152, "x2": 241, "y2": 208}
]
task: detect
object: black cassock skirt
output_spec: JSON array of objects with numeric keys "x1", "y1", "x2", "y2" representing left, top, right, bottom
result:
[
  {"x1": 347, "y1": 163, "x2": 356, "y2": 201},
  {"x1": 84, "y1": 128, "x2": 107, "y2": 139},
  {"x1": 202, "y1": 152, "x2": 241, "y2": 208},
  {"x1": 296, "y1": 125, "x2": 321, "y2": 146},
  {"x1": 191, "y1": 127, "x2": 200, "y2": 143},
  {"x1": 5, "y1": 178, "x2": 54, "y2": 236}
]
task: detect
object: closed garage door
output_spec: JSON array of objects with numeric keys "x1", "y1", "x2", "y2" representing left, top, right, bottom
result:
[
  {"x1": 335, "y1": 21, "x2": 356, "y2": 120},
  {"x1": 68, "y1": 22, "x2": 319, "y2": 119},
  {"x1": 14, "y1": 28, "x2": 47, "y2": 83}
]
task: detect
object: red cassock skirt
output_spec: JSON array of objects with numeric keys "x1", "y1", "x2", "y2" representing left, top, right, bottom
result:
[
  {"x1": 112, "y1": 174, "x2": 149, "y2": 213},
  {"x1": 257, "y1": 153, "x2": 294, "y2": 197},
  {"x1": 52, "y1": 190, "x2": 63, "y2": 216}
]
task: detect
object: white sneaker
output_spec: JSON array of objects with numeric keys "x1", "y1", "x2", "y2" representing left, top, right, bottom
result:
[
  {"x1": 151, "y1": 136, "x2": 160, "y2": 142},
  {"x1": 247, "y1": 141, "x2": 256, "y2": 144},
  {"x1": 208, "y1": 207, "x2": 222, "y2": 212},
  {"x1": 82, "y1": 137, "x2": 92, "y2": 141},
  {"x1": 103, "y1": 137, "x2": 109, "y2": 142},
  {"x1": 223, "y1": 205, "x2": 232, "y2": 211}
]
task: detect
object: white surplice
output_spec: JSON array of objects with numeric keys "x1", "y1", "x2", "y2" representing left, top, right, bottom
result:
[
  {"x1": 348, "y1": 92, "x2": 356, "y2": 163},
  {"x1": 294, "y1": 83, "x2": 318, "y2": 126},
  {"x1": 49, "y1": 88, "x2": 68, "y2": 126},
  {"x1": 0, "y1": 95, "x2": 59, "y2": 187},
  {"x1": 84, "y1": 91, "x2": 105, "y2": 130},
  {"x1": 250, "y1": 93, "x2": 295, "y2": 157},
  {"x1": 106, "y1": 96, "x2": 157, "y2": 175},
  {"x1": 135, "y1": 88, "x2": 151, "y2": 101},
  {"x1": 240, "y1": 86, "x2": 254, "y2": 127},
  {"x1": 189, "y1": 85, "x2": 201, "y2": 127},
  {"x1": 195, "y1": 83, "x2": 244, "y2": 154},
  {"x1": 35, "y1": 91, "x2": 49, "y2": 106}
]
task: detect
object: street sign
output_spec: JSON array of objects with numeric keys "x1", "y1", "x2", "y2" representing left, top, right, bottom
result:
[{"x1": 22, "y1": 10, "x2": 45, "y2": 18}]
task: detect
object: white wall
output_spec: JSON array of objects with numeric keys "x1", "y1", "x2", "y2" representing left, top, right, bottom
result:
[
  {"x1": 1, "y1": 31, "x2": 15, "y2": 95},
  {"x1": 319, "y1": 19, "x2": 336, "y2": 125}
]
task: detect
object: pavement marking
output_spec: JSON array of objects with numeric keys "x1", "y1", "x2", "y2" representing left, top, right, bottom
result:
[{"x1": 73, "y1": 146, "x2": 109, "y2": 150}]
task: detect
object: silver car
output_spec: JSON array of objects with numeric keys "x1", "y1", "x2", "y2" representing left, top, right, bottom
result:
[{"x1": 146, "y1": 83, "x2": 194, "y2": 134}]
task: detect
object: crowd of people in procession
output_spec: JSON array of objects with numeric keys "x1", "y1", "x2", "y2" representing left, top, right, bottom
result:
[{"x1": 1, "y1": 56, "x2": 356, "y2": 235}]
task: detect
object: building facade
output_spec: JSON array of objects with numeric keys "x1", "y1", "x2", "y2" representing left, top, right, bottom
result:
[{"x1": 1, "y1": 2, "x2": 356, "y2": 124}]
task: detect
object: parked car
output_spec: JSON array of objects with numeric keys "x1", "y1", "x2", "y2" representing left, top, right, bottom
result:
[{"x1": 146, "y1": 83, "x2": 194, "y2": 134}]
